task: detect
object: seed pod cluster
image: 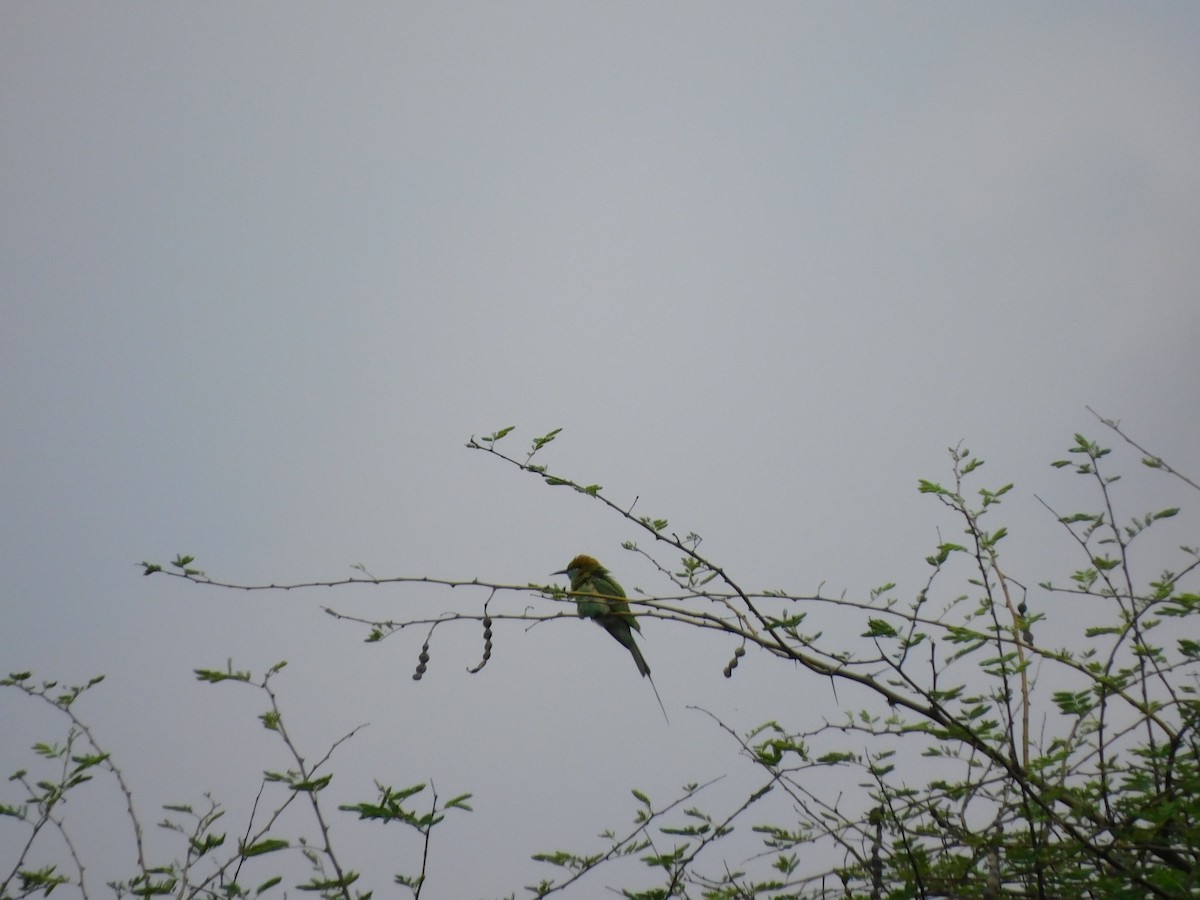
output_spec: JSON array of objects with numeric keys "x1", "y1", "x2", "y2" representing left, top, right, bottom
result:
[
  {"x1": 723, "y1": 645, "x2": 746, "y2": 678},
  {"x1": 468, "y1": 615, "x2": 493, "y2": 674},
  {"x1": 412, "y1": 640, "x2": 431, "y2": 681}
]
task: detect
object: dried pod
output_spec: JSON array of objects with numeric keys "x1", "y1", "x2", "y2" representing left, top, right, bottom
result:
[
  {"x1": 468, "y1": 613, "x2": 495, "y2": 674},
  {"x1": 414, "y1": 626, "x2": 437, "y2": 681},
  {"x1": 723, "y1": 644, "x2": 745, "y2": 677}
]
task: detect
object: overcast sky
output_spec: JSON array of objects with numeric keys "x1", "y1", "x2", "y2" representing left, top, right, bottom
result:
[{"x1": 3, "y1": 4, "x2": 1199, "y2": 897}]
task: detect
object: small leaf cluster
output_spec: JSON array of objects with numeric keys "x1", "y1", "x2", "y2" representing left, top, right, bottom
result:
[{"x1": 2, "y1": 664, "x2": 469, "y2": 900}]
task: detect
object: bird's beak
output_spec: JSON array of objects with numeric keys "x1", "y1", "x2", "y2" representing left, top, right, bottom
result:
[{"x1": 551, "y1": 568, "x2": 568, "y2": 576}]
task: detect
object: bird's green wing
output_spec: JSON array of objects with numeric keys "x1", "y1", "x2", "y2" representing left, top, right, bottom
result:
[
  {"x1": 575, "y1": 595, "x2": 607, "y2": 618},
  {"x1": 589, "y1": 571, "x2": 626, "y2": 599},
  {"x1": 578, "y1": 572, "x2": 641, "y2": 632}
]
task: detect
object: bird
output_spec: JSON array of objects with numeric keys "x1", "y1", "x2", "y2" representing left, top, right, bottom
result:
[{"x1": 553, "y1": 554, "x2": 669, "y2": 723}]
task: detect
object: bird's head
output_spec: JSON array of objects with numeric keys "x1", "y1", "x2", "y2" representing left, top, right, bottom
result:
[{"x1": 552, "y1": 554, "x2": 605, "y2": 581}]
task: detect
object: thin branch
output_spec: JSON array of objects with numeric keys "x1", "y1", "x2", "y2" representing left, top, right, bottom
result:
[{"x1": 1088, "y1": 406, "x2": 1200, "y2": 491}]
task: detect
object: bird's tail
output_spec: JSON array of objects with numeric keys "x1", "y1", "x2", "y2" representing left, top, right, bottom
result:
[
  {"x1": 604, "y1": 620, "x2": 669, "y2": 724},
  {"x1": 624, "y1": 639, "x2": 669, "y2": 724},
  {"x1": 627, "y1": 641, "x2": 651, "y2": 678},
  {"x1": 647, "y1": 673, "x2": 670, "y2": 725}
]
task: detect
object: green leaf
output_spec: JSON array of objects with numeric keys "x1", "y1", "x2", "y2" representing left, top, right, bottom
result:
[
  {"x1": 481, "y1": 426, "x2": 515, "y2": 443},
  {"x1": 531, "y1": 428, "x2": 561, "y2": 450},
  {"x1": 297, "y1": 872, "x2": 360, "y2": 892},
  {"x1": 863, "y1": 619, "x2": 899, "y2": 638},
  {"x1": 242, "y1": 838, "x2": 289, "y2": 857},
  {"x1": 982, "y1": 526, "x2": 1008, "y2": 547},
  {"x1": 194, "y1": 666, "x2": 251, "y2": 683},
  {"x1": 289, "y1": 773, "x2": 332, "y2": 793},
  {"x1": 189, "y1": 831, "x2": 225, "y2": 855},
  {"x1": 444, "y1": 792, "x2": 473, "y2": 811},
  {"x1": 926, "y1": 542, "x2": 966, "y2": 566},
  {"x1": 1052, "y1": 690, "x2": 1094, "y2": 716}
]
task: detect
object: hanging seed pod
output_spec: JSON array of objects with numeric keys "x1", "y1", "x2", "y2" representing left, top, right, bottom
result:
[
  {"x1": 468, "y1": 614, "x2": 495, "y2": 674},
  {"x1": 413, "y1": 630, "x2": 435, "y2": 681},
  {"x1": 723, "y1": 644, "x2": 746, "y2": 678}
]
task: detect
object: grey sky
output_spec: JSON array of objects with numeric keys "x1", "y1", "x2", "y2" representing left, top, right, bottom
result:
[{"x1": 3, "y1": 4, "x2": 1199, "y2": 896}]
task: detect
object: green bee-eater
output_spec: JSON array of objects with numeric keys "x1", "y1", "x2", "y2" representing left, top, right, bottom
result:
[{"x1": 553, "y1": 554, "x2": 668, "y2": 723}]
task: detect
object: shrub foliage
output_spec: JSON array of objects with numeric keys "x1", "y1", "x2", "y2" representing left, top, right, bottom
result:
[{"x1": 4, "y1": 412, "x2": 1198, "y2": 898}]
